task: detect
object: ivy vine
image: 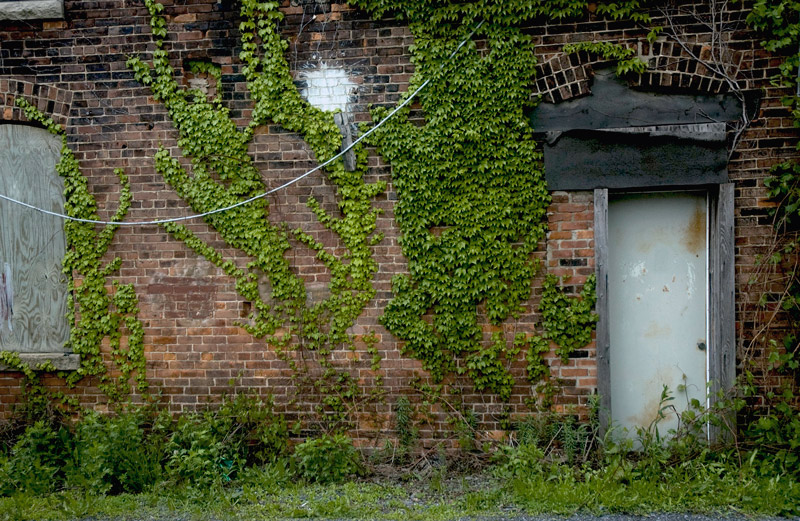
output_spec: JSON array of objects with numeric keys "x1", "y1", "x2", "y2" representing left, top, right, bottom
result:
[
  {"x1": 130, "y1": 0, "x2": 386, "y2": 426},
  {"x1": 350, "y1": 1, "x2": 607, "y2": 399},
  {"x1": 5, "y1": 0, "x2": 623, "y2": 414},
  {"x1": 1, "y1": 98, "x2": 146, "y2": 403},
  {"x1": 562, "y1": 41, "x2": 649, "y2": 76},
  {"x1": 130, "y1": 0, "x2": 384, "y2": 352},
  {"x1": 540, "y1": 274, "x2": 598, "y2": 364}
]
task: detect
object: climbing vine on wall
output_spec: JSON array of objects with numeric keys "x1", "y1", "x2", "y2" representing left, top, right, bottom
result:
[
  {"x1": 9, "y1": 0, "x2": 618, "y2": 413},
  {"x1": 130, "y1": 0, "x2": 386, "y2": 425},
  {"x1": 350, "y1": 1, "x2": 606, "y2": 398},
  {"x1": 130, "y1": 0, "x2": 384, "y2": 352},
  {"x1": 742, "y1": 0, "x2": 800, "y2": 399},
  {"x1": 0, "y1": 99, "x2": 145, "y2": 402},
  {"x1": 540, "y1": 275, "x2": 598, "y2": 364}
]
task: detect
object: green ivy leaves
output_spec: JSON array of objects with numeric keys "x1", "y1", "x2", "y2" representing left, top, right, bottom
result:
[
  {"x1": 10, "y1": 99, "x2": 146, "y2": 401},
  {"x1": 353, "y1": 2, "x2": 550, "y2": 390},
  {"x1": 131, "y1": 0, "x2": 385, "y2": 360},
  {"x1": 540, "y1": 275, "x2": 598, "y2": 363},
  {"x1": 562, "y1": 41, "x2": 648, "y2": 76},
  {"x1": 351, "y1": 1, "x2": 603, "y2": 401},
  {"x1": 129, "y1": 0, "x2": 388, "y2": 426}
]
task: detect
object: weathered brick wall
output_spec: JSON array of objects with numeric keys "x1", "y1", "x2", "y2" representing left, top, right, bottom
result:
[{"x1": 0, "y1": 0, "x2": 796, "y2": 443}]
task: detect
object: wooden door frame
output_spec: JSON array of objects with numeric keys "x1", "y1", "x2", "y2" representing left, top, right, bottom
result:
[{"x1": 594, "y1": 184, "x2": 735, "y2": 441}]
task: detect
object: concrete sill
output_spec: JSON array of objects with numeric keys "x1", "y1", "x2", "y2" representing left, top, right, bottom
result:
[
  {"x1": 0, "y1": 0, "x2": 64, "y2": 21},
  {"x1": 0, "y1": 353, "x2": 80, "y2": 371}
]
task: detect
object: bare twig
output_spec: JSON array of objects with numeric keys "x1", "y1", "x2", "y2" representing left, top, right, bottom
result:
[{"x1": 656, "y1": 1, "x2": 752, "y2": 156}]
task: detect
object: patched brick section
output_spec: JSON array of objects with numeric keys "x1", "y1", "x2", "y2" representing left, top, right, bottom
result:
[{"x1": 299, "y1": 63, "x2": 357, "y2": 112}]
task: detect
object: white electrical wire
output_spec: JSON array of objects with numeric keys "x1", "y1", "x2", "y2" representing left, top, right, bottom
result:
[{"x1": 0, "y1": 21, "x2": 483, "y2": 227}]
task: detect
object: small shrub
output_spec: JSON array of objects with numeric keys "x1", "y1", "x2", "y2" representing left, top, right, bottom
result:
[
  {"x1": 165, "y1": 415, "x2": 227, "y2": 488},
  {"x1": 492, "y1": 443, "x2": 545, "y2": 479},
  {"x1": 212, "y1": 392, "x2": 289, "y2": 466},
  {"x1": 66, "y1": 410, "x2": 163, "y2": 494},
  {"x1": 293, "y1": 434, "x2": 363, "y2": 484},
  {"x1": 163, "y1": 392, "x2": 289, "y2": 487},
  {"x1": 0, "y1": 421, "x2": 72, "y2": 495}
]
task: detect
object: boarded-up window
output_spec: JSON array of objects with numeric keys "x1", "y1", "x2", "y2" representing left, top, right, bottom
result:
[{"x1": 0, "y1": 124, "x2": 70, "y2": 354}]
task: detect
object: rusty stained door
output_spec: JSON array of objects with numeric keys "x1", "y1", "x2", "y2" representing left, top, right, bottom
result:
[{"x1": 607, "y1": 191, "x2": 708, "y2": 437}]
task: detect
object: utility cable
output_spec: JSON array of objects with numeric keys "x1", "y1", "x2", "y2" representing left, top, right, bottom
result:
[{"x1": 0, "y1": 20, "x2": 483, "y2": 227}]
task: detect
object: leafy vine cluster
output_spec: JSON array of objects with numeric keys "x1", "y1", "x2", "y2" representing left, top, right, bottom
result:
[
  {"x1": 744, "y1": 1, "x2": 800, "y2": 394},
  {"x1": 127, "y1": 0, "x2": 388, "y2": 425},
  {"x1": 124, "y1": 0, "x2": 608, "y2": 415},
  {"x1": 0, "y1": 98, "x2": 146, "y2": 404},
  {"x1": 349, "y1": 0, "x2": 616, "y2": 401}
]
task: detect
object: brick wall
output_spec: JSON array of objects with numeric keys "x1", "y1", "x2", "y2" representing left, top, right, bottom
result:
[{"x1": 0, "y1": 0, "x2": 796, "y2": 443}]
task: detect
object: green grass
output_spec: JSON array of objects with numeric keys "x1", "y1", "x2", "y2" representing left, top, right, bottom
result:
[
  {"x1": 1, "y1": 461, "x2": 798, "y2": 521},
  {"x1": 510, "y1": 467, "x2": 800, "y2": 516}
]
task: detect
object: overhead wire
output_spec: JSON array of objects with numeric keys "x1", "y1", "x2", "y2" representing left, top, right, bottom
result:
[{"x1": 0, "y1": 20, "x2": 484, "y2": 227}]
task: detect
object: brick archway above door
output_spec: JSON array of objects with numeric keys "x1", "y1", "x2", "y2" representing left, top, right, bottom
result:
[
  {"x1": 0, "y1": 79, "x2": 72, "y2": 129},
  {"x1": 530, "y1": 40, "x2": 745, "y2": 104}
]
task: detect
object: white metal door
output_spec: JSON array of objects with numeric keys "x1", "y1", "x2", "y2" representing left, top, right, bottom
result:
[{"x1": 608, "y1": 192, "x2": 707, "y2": 437}]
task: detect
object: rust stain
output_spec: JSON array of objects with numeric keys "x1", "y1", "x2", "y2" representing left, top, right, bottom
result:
[
  {"x1": 627, "y1": 368, "x2": 679, "y2": 430},
  {"x1": 684, "y1": 204, "x2": 705, "y2": 254},
  {"x1": 662, "y1": 285, "x2": 670, "y2": 292},
  {"x1": 644, "y1": 321, "x2": 671, "y2": 338},
  {"x1": 629, "y1": 390, "x2": 664, "y2": 429}
]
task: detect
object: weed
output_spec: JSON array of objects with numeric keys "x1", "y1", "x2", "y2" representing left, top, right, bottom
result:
[
  {"x1": 0, "y1": 421, "x2": 71, "y2": 495},
  {"x1": 492, "y1": 443, "x2": 545, "y2": 478},
  {"x1": 394, "y1": 396, "x2": 418, "y2": 462},
  {"x1": 66, "y1": 410, "x2": 163, "y2": 494},
  {"x1": 292, "y1": 434, "x2": 363, "y2": 484}
]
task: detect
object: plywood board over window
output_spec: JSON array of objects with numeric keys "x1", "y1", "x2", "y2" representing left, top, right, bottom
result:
[{"x1": 0, "y1": 124, "x2": 78, "y2": 370}]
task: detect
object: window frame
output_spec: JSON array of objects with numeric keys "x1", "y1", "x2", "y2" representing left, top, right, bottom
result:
[{"x1": 0, "y1": 123, "x2": 77, "y2": 371}]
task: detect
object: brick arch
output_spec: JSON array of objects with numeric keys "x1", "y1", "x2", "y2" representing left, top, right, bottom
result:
[
  {"x1": 0, "y1": 79, "x2": 72, "y2": 129},
  {"x1": 531, "y1": 40, "x2": 743, "y2": 104}
]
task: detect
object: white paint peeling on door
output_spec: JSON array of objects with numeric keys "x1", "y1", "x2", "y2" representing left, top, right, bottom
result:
[{"x1": 629, "y1": 261, "x2": 646, "y2": 279}]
